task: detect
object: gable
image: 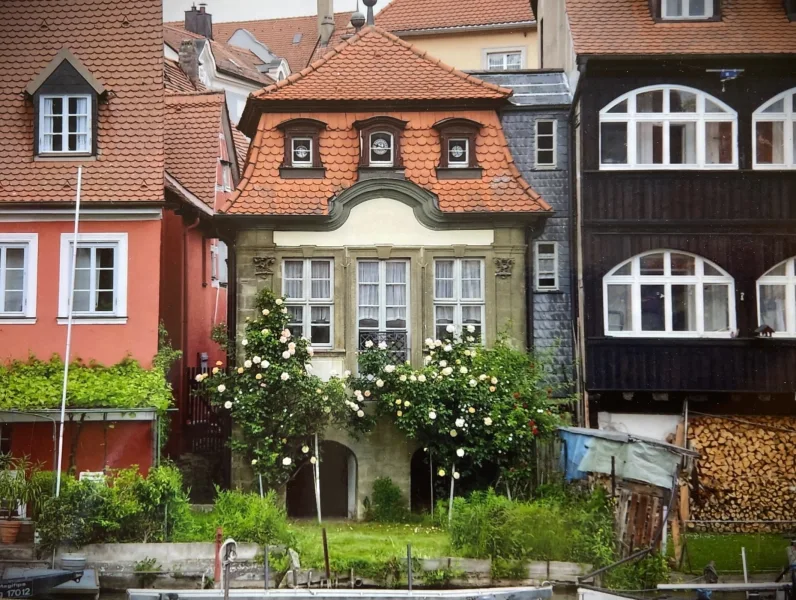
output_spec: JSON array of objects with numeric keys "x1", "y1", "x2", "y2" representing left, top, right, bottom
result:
[{"x1": 25, "y1": 48, "x2": 105, "y2": 97}]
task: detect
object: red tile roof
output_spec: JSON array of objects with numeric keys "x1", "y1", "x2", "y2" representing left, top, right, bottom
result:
[
  {"x1": 163, "y1": 25, "x2": 272, "y2": 86},
  {"x1": 249, "y1": 27, "x2": 511, "y2": 104},
  {"x1": 231, "y1": 129, "x2": 251, "y2": 174},
  {"x1": 211, "y1": 12, "x2": 355, "y2": 69},
  {"x1": 225, "y1": 110, "x2": 550, "y2": 216},
  {"x1": 0, "y1": 0, "x2": 164, "y2": 204},
  {"x1": 376, "y1": 0, "x2": 535, "y2": 33},
  {"x1": 165, "y1": 59, "x2": 202, "y2": 93},
  {"x1": 165, "y1": 92, "x2": 226, "y2": 209},
  {"x1": 567, "y1": 0, "x2": 796, "y2": 56}
]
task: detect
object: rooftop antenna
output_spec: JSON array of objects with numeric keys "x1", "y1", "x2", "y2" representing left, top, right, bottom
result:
[{"x1": 363, "y1": 0, "x2": 377, "y2": 26}]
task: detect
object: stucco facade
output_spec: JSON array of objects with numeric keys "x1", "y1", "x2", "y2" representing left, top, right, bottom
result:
[{"x1": 401, "y1": 29, "x2": 539, "y2": 71}]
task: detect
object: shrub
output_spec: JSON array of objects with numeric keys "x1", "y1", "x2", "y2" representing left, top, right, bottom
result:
[
  {"x1": 366, "y1": 477, "x2": 409, "y2": 523},
  {"x1": 209, "y1": 489, "x2": 295, "y2": 548}
]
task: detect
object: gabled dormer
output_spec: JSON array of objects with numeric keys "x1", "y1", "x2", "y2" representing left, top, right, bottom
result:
[
  {"x1": 648, "y1": 0, "x2": 720, "y2": 21},
  {"x1": 25, "y1": 48, "x2": 106, "y2": 158}
]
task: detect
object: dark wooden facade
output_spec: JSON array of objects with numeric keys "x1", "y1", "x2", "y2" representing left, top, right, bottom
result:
[{"x1": 580, "y1": 58, "x2": 796, "y2": 396}]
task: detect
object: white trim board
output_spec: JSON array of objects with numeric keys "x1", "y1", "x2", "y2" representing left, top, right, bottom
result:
[{"x1": 0, "y1": 208, "x2": 162, "y2": 222}]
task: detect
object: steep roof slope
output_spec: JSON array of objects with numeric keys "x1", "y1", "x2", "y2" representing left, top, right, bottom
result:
[
  {"x1": 165, "y1": 59, "x2": 203, "y2": 93},
  {"x1": 377, "y1": 0, "x2": 535, "y2": 33},
  {"x1": 566, "y1": 0, "x2": 796, "y2": 56},
  {"x1": 0, "y1": 0, "x2": 163, "y2": 203}
]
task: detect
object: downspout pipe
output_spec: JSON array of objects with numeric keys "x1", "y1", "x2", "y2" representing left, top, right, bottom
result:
[
  {"x1": 525, "y1": 225, "x2": 535, "y2": 351},
  {"x1": 179, "y1": 215, "x2": 201, "y2": 456}
]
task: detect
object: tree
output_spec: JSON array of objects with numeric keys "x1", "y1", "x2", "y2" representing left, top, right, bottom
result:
[
  {"x1": 202, "y1": 289, "x2": 373, "y2": 490},
  {"x1": 351, "y1": 328, "x2": 567, "y2": 491}
]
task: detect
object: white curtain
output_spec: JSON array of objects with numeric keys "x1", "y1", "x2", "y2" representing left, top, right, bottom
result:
[
  {"x1": 310, "y1": 261, "x2": 331, "y2": 299},
  {"x1": 703, "y1": 284, "x2": 730, "y2": 332},
  {"x1": 385, "y1": 262, "x2": 406, "y2": 324},
  {"x1": 671, "y1": 284, "x2": 697, "y2": 331},
  {"x1": 759, "y1": 284, "x2": 787, "y2": 332},
  {"x1": 283, "y1": 261, "x2": 303, "y2": 299},
  {"x1": 461, "y1": 260, "x2": 482, "y2": 299},
  {"x1": 435, "y1": 261, "x2": 453, "y2": 299},
  {"x1": 358, "y1": 262, "x2": 379, "y2": 325}
]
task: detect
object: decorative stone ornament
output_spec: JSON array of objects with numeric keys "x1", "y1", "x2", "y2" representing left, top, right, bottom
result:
[
  {"x1": 252, "y1": 256, "x2": 276, "y2": 278},
  {"x1": 494, "y1": 257, "x2": 515, "y2": 278}
]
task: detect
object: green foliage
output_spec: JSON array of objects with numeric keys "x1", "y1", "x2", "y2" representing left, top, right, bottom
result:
[
  {"x1": 153, "y1": 323, "x2": 182, "y2": 374},
  {"x1": 210, "y1": 322, "x2": 230, "y2": 351},
  {"x1": 201, "y1": 288, "x2": 373, "y2": 489},
  {"x1": 366, "y1": 477, "x2": 410, "y2": 523},
  {"x1": 134, "y1": 557, "x2": 162, "y2": 573},
  {"x1": 0, "y1": 355, "x2": 172, "y2": 412},
  {"x1": 604, "y1": 553, "x2": 669, "y2": 590},
  {"x1": 0, "y1": 454, "x2": 44, "y2": 519},
  {"x1": 351, "y1": 333, "x2": 568, "y2": 487},
  {"x1": 422, "y1": 568, "x2": 462, "y2": 588},
  {"x1": 205, "y1": 489, "x2": 295, "y2": 548},
  {"x1": 36, "y1": 465, "x2": 191, "y2": 551}
]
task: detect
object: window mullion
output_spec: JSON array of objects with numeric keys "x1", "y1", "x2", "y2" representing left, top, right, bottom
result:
[
  {"x1": 89, "y1": 246, "x2": 97, "y2": 314},
  {"x1": 663, "y1": 282, "x2": 673, "y2": 332},
  {"x1": 0, "y1": 247, "x2": 6, "y2": 312},
  {"x1": 695, "y1": 279, "x2": 705, "y2": 334},
  {"x1": 379, "y1": 262, "x2": 386, "y2": 331},
  {"x1": 787, "y1": 282, "x2": 796, "y2": 334},
  {"x1": 632, "y1": 281, "x2": 642, "y2": 333}
]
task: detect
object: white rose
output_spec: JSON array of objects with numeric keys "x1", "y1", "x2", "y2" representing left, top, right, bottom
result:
[
  {"x1": 262, "y1": 328, "x2": 270, "y2": 335},
  {"x1": 418, "y1": 374, "x2": 427, "y2": 382},
  {"x1": 262, "y1": 360, "x2": 270, "y2": 368},
  {"x1": 464, "y1": 350, "x2": 471, "y2": 357},
  {"x1": 479, "y1": 374, "x2": 487, "y2": 381},
  {"x1": 310, "y1": 456, "x2": 317, "y2": 464},
  {"x1": 281, "y1": 308, "x2": 288, "y2": 314},
  {"x1": 460, "y1": 366, "x2": 468, "y2": 374},
  {"x1": 282, "y1": 329, "x2": 291, "y2": 338},
  {"x1": 251, "y1": 459, "x2": 258, "y2": 465},
  {"x1": 244, "y1": 360, "x2": 252, "y2": 368},
  {"x1": 307, "y1": 347, "x2": 314, "y2": 356},
  {"x1": 365, "y1": 340, "x2": 374, "y2": 348},
  {"x1": 302, "y1": 445, "x2": 310, "y2": 453},
  {"x1": 438, "y1": 469, "x2": 446, "y2": 477},
  {"x1": 281, "y1": 372, "x2": 290, "y2": 381},
  {"x1": 242, "y1": 339, "x2": 248, "y2": 346},
  {"x1": 376, "y1": 379, "x2": 384, "y2": 388},
  {"x1": 289, "y1": 348, "x2": 296, "y2": 355},
  {"x1": 467, "y1": 336, "x2": 475, "y2": 342},
  {"x1": 456, "y1": 448, "x2": 465, "y2": 457},
  {"x1": 253, "y1": 356, "x2": 261, "y2": 364},
  {"x1": 455, "y1": 418, "x2": 465, "y2": 428},
  {"x1": 255, "y1": 374, "x2": 262, "y2": 380},
  {"x1": 378, "y1": 341, "x2": 388, "y2": 350},
  {"x1": 282, "y1": 351, "x2": 291, "y2": 359},
  {"x1": 468, "y1": 407, "x2": 476, "y2": 414},
  {"x1": 446, "y1": 324, "x2": 455, "y2": 334},
  {"x1": 442, "y1": 367, "x2": 453, "y2": 376},
  {"x1": 454, "y1": 472, "x2": 460, "y2": 480},
  {"x1": 404, "y1": 401, "x2": 411, "y2": 407},
  {"x1": 399, "y1": 374, "x2": 407, "y2": 382},
  {"x1": 469, "y1": 379, "x2": 477, "y2": 387},
  {"x1": 195, "y1": 374, "x2": 204, "y2": 382},
  {"x1": 384, "y1": 365, "x2": 395, "y2": 373},
  {"x1": 282, "y1": 457, "x2": 291, "y2": 465},
  {"x1": 429, "y1": 411, "x2": 437, "y2": 420},
  {"x1": 450, "y1": 429, "x2": 458, "y2": 437},
  {"x1": 484, "y1": 417, "x2": 493, "y2": 426},
  {"x1": 279, "y1": 336, "x2": 287, "y2": 344},
  {"x1": 262, "y1": 309, "x2": 270, "y2": 316},
  {"x1": 344, "y1": 370, "x2": 351, "y2": 378},
  {"x1": 489, "y1": 386, "x2": 496, "y2": 392},
  {"x1": 397, "y1": 410, "x2": 403, "y2": 417},
  {"x1": 364, "y1": 390, "x2": 371, "y2": 397},
  {"x1": 443, "y1": 344, "x2": 452, "y2": 352},
  {"x1": 275, "y1": 298, "x2": 284, "y2": 305},
  {"x1": 224, "y1": 400, "x2": 233, "y2": 409},
  {"x1": 491, "y1": 377, "x2": 498, "y2": 384},
  {"x1": 352, "y1": 403, "x2": 359, "y2": 411},
  {"x1": 424, "y1": 355, "x2": 432, "y2": 364},
  {"x1": 425, "y1": 338, "x2": 435, "y2": 347},
  {"x1": 395, "y1": 399, "x2": 402, "y2": 405},
  {"x1": 288, "y1": 342, "x2": 296, "y2": 350},
  {"x1": 410, "y1": 375, "x2": 417, "y2": 382},
  {"x1": 435, "y1": 340, "x2": 442, "y2": 347},
  {"x1": 466, "y1": 325, "x2": 475, "y2": 333},
  {"x1": 357, "y1": 410, "x2": 365, "y2": 418},
  {"x1": 217, "y1": 384, "x2": 226, "y2": 393},
  {"x1": 439, "y1": 360, "x2": 448, "y2": 367}
]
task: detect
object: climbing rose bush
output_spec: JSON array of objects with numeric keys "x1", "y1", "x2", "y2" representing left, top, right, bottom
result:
[
  {"x1": 351, "y1": 328, "x2": 567, "y2": 484},
  {"x1": 202, "y1": 288, "x2": 374, "y2": 489}
]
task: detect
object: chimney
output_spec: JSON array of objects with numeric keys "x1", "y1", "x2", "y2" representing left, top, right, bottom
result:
[
  {"x1": 317, "y1": 0, "x2": 335, "y2": 45},
  {"x1": 185, "y1": 3, "x2": 213, "y2": 39},
  {"x1": 179, "y1": 40, "x2": 201, "y2": 87}
]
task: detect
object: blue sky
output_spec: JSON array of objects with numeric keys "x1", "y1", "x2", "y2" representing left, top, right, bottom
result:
[{"x1": 163, "y1": 0, "x2": 394, "y2": 24}]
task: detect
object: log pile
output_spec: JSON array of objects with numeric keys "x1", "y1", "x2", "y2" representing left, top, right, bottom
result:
[{"x1": 688, "y1": 416, "x2": 796, "y2": 533}]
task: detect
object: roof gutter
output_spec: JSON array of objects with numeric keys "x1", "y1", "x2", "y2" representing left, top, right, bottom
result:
[{"x1": 391, "y1": 20, "x2": 536, "y2": 37}]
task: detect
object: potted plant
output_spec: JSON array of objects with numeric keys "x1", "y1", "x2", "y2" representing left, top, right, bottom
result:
[{"x1": 0, "y1": 454, "x2": 41, "y2": 544}]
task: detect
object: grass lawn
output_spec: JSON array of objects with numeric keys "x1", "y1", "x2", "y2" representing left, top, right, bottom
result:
[
  {"x1": 291, "y1": 520, "x2": 450, "y2": 576},
  {"x1": 677, "y1": 533, "x2": 789, "y2": 574}
]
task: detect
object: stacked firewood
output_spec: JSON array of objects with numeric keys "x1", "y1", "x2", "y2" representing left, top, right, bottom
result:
[{"x1": 687, "y1": 416, "x2": 796, "y2": 532}]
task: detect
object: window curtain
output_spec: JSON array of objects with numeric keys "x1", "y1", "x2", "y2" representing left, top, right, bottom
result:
[
  {"x1": 385, "y1": 262, "x2": 406, "y2": 326},
  {"x1": 283, "y1": 261, "x2": 303, "y2": 298},
  {"x1": 358, "y1": 262, "x2": 379, "y2": 326},
  {"x1": 435, "y1": 261, "x2": 453, "y2": 298},
  {"x1": 759, "y1": 285, "x2": 787, "y2": 332},
  {"x1": 310, "y1": 261, "x2": 331, "y2": 299},
  {"x1": 461, "y1": 260, "x2": 482, "y2": 299},
  {"x1": 703, "y1": 284, "x2": 730, "y2": 332}
]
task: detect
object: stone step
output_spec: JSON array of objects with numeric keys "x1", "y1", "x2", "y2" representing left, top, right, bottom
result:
[{"x1": 0, "y1": 543, "x2": 36, "y2": 560}]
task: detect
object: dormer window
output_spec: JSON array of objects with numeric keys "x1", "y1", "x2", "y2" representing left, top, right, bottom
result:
[
  {"x1": 40, "y1": 95, "x2": 92, "y2": 154},
  {"x1": 662, "y1": 0, "x2": 713, "y2": 20},
  {"x1": 433, "y1": 118, "x2": 482, "y2": 178},
  {"x1": 354, "y1": 116, "x2": 407, "y2": 172},
  {"x1": 277, "y1": 118, "x2": 326, "y2": 178}
]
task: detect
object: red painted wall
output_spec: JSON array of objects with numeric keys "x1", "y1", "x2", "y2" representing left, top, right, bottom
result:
[
  {"x1": 9, "y1": 420, "x2": 153, "y2": 475},
  {"x1": 0, "y1": 219, "x2": 161, "y2": 367}
]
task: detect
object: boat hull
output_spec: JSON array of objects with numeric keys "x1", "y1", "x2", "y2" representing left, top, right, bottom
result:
[{"x1": 0, "y1": 570, "x2": 83, "y2": 598}]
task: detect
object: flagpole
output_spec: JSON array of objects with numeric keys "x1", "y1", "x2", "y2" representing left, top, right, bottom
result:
[{"x1": 55, "y1": 166, "x2": 82, "y2": 497}]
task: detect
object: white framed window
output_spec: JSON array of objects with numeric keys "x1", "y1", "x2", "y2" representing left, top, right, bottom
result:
[
  {"x1": 220, "y1": 161, "x2": 234, "y2": 191},
  {"x1": 536, "y1": 120, "x2": 557, "y2": 168},
  {"x1": 599, "y1": 85, "x2": 737, "y2": 170},
  {"x1": 753, "y1": 88, "x2": 796, "y2": 170},
  {"x1": 662, "y1": 0, "x2": 713, "y2": 19},
  {"x1": 535, "y1": 242, "x2": 559, "y2": 291},
  {"x1": 757, "y1": 257, "x2": 796, "y2": 337},
  {"x1": 291, "y1": 137, "x2": 313, "y2": 167},
  {"x1": 357, "y1": 260, "x2": 409, "y2": 357},
  {"x1": 433, "y1": 259, "x2": 484, "y2": 340},
  {"x1": 282, "y1": 259, "x2": 334, "y2": 347},
  {"x1": 484, "y1": 48, "x2": 525, "y2": 71},
  {"x1": 58, "y1": 233, "x2": 128, "y2": 323},
  {"x1": 0, "y1": 234, "x2": 38, "y2": 321},
  {"x1": 603, "y1": 250, "x2": 735, "y2": 338},
  {"x1": 39, "y1": 94, "x2": 92, "y2": 154},
  {"x1": 447, "y1": 138, "x2": 469, "y2": 168},
  {"x1": 210, "y1": 242, "x2": 228, "y2": 288},
  {"x1": 369, "y1": 132, "x2": 394, "y2": 167}
]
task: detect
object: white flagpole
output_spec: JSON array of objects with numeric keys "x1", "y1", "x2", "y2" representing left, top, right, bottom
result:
[
  {"x1": 313, "y1": 433, "x2": 322, "y2": 524},
  {"x1": 55, "y1": 166, "x2": 82, "y2": 497}
]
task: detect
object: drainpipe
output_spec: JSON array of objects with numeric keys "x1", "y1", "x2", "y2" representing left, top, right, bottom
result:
[
  {"x1": 525, "y1": 226, "x2": 535, "y2": 351},
  {"x1": 180, "y1": 216, "x2": 201, "y2": 456}
]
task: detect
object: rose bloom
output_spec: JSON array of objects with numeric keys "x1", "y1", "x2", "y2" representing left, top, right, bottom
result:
[
  {"x1": 460, "y1": 366, "x2": 468, "y2": 374},
  {"x1": 244, "y1": 360, "x2": 252, "y2": 368},
  {"x1": 217, "y1": 384, "x2": 226, "y2": 392},
  {"x1": 242, "y1": 339, "x2": 248, "y2": 346},
  {"x1": 282, "y1": 351, "x2": 291, "y2": 359},
  {"x1": 457, "y1": 448, "x2": 465, "y2": 457},
  {"x1": 279, "y1": 336, "x2": 287, "y2": 344},
  {"x1": 216, "y1": 360, "x2": 223, "y2": 366},
  {"x1": 467, "y1": 325, "x2": 476, "y2": 333},
  {"x1": 429, "y1": 411, "x2": 437, "y2": 420},
  {"x1": 281, "y1": 372, "x2": 290, "y2": 381},
  {"x1": 443, "y1": 344, "x2": 452, "y2": 352},
  {"x1": 255, "y1": 374, "x2": 262, "y2": 380},
  {"x1": 378, "y1": 341, "x2": 388, "y2": 350},
  {"x1": 364, "y1": 390, "x2": 371, "y2": 397},
  {"x1": 364, "y1": 340, "x2": 374, "y2": 348},
  {"x1": 491, "y1": 377, "x2": 498, "y2": 384},
  {"x1": 468, "y1": 407, "x2": 476, "y2": 414},
  {"x1": 357, "y1": 410, "x2": 365, "y2": 417},
  {"x1": 282, "y1": 456, "x2": 291, "y2": 465},
  {"x1": 253, "y1": 356, "x2": 261, "y2": 364},
  {"x1": 224, "y1": 401, "x2": 233, "y2": 409},
  {"x1": 397, "y1": 411, "x2": 403, "y2": 417},
  {"x1": 404, "y1": 401, "x2": 411, "y2": 407},
  {"x1": 469, "y1": 379, "x2": 477, "y2": 387},
  {"x1": 251, "y1": 459, "x2": 258, "y2": 465},
  {"x1": 454, "y1": 472, "x2": 460, "y2": 480},
  {"x1": 395, "y1": 399, "x2": 402, "y2": 405},
  {"x1": 275, "y1": 298, "x2": 284, "y2": 305},
  {"x1": 399, "y1": 375, "x2": 407, "y2": 382},
  {"x1": 450, "y1": 430, "x2": 458, "y2": 437},
  {"x1": 376, "y1": 379, "x2": 384, "y2": 388},
  {"x1": 439, "y1": 360, "x2": 448, "y2": 367},
  {"x1": 384, "y1": 365, "x2": 395, "y2": 373},
  {"x1": 438, "y1": 469, "x2": 446, "y2": 477},
  {"x1": 418, "y1": 374, "x2": 427, "y2": 382},
  {"x1": 446, "y1": 324, "x2": 455, "y2": 333},
  {"x1": 455, "y1": 418, "x2": 465, "y2": 427},
  {"x1": 237, "y1": 367, "x2": 244, "y2": 374},
  {"x1": 489, "y1": 386, "x2": 496, "y2": 392},
  {"x1": 484, "y1": 417, "x2": 493, "y2": 426},
  {"x1": 262, "y1": 309, "x2": 270, "y2": 316},
  {"x1": 212, "y1": 367, "x2": 220, "y2": 375}
]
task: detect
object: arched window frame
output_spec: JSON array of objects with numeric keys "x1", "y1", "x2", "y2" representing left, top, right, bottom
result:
[
  {"x1": 752, "y1": 88, "x2": 796, "y2": 170},
  {"x1": 599, "y1": 85, "x2": 738, "y2": 170},
  {"x1": 603, "y1": 249, "x2": 736, "y2": 338},
  {"x1": 757, "y1": 257, "x2": 796, "y2": 337}
]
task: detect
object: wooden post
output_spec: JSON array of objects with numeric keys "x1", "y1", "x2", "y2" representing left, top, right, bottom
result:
[
  {"x1": 611, "y1": 456, "x2": 616, "y2": 498},
  {"x1": 322, "y1": 528, "x2": 331, "y2": 586},
  {"x1": 214, "y1": 527, "x2": 223, "y2": 583},
  {"x1": 671, "y1": 513, "x2": 682, "y2": 564}
]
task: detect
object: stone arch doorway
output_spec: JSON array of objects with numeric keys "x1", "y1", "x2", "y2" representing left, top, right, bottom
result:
[
  {"x1": 286, "y1": 441, "x2": 357, "y2": 519},
  {"x1": 410, "y1": 448, "x2": 433, "y2": 514}
]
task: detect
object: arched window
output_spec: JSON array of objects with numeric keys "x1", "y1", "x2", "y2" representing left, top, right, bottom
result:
[
  {"x1": 599, "y1": 85, "x2": 737, "y2": 170},
  {"x1": 603, "y1": 250, "x2": 736, "y2": 337},
  {"x1": 757, "y1": 257, "x2": 796, "y2": 336},
  {"x1": 753, "y1": 88, "x2": 796, "y2": 169}
]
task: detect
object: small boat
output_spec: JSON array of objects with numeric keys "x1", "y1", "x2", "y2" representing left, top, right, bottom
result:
[
  {"x1": 127, "y1": 586, "x2": 555, "y2": 600},
  {"x1": 0, "y1": 570, "x2": 83, "y2": 598}
]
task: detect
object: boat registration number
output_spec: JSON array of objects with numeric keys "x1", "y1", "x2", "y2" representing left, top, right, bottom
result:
[{"x1": 1, "y1": 586, "x2": 32, "y2": 598}]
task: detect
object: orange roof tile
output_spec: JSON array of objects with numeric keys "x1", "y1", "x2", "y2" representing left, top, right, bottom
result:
[
  {"x1": 211, "y1": 12, "x2": 355, "y2": 69},
  {"x1": 231, "y1": 129, "x2": 250, "y2": 174},
  {"x1": 250, "y1": 27, "x2": 512, "y2": 103},
  {"x1": 165, "y1": 59, "x2": 202, "y2": 93},
  {"x1": 165, "y1": 92, "x2": 226, "y2": 208},
  {"x1": 567, "y1": 0, "x2": 796, "y2": 56},
  {"x1": 163, "y1": 25, "x2": 272, "y2": 86},
  {"x1": 0, "y1": 0, "x2": 163, "y2": 204},
  {"x1": 225, "y1": 110, "x2": 550, "y2": 216},
  {"x1": 376, "y1": 0, "x2": 535, "y2": 33}
]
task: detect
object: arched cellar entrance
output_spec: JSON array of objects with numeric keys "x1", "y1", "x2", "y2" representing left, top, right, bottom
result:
[
  {"x1": 410, "y1": 448, "x2": 432, "y2": 514},
  {"x1": 286, "y1": 441, "x2": 357, "y2": 519}
]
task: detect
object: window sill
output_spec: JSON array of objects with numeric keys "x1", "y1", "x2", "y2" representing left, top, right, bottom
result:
[
  {"x1": 436, "y1": 167, "x2": 483, "y2": 180},
  {"x1": 534, "y1": 165, "x2": 558, "y2": 171},
  {"x1": 35, "y1": 154, "x2": 96, "y2": 162},
  {"x1": 534, "y1": 288, "x2": 563, "y2": 294},
  {"x1": 57, "y1": 316, "x2": 128, "y2": 325},
  {"x1": 279, "y1": 167, "x2": 326, "y2": 179},
  {"x1": 357, "y1": 167, "x2": 406, "y2": 181},
  {"x1": 0, "y1": 317, "x2": 37, "y2": 325}
]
